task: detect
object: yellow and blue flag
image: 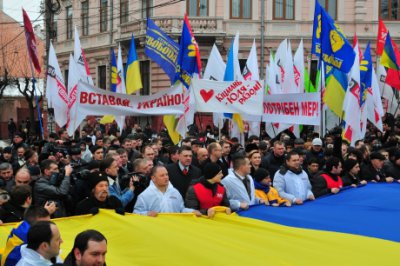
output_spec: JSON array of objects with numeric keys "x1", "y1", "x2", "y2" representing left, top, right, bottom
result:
[
  {"x1": 110, "y1": 48, "x2": 118, "y2": 92},
  {"x1": 126, "y1": 34, "x2": 142, "y2": 94},
  {"x1": 175, "y1": 14, "x2": 202, "y2": 88},
  {"x1": 145, "y1": 18, "x2": 179, "y2": 84},
  {"x1": 381, "y1": 32, "x2": 399, "y2": 70},
  {"x1": 360, "y1": 42, "x2": 372, "y2": 107},
  {"x1": 312, "y1": 0, "x2": 355, "y2": 73},
  {"x1": 323, "y1": 68, "x2": 347, "y2": 118}
]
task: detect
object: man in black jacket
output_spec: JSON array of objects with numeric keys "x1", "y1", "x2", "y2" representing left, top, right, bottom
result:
[
  {"x1": 311, "y1": 157, "x2": 343, "y2": 198},
  {"x1": 166, "y1": 146, "x2": 202, "y2": 199},
  {"x1": 360, "y1": 152, "x2": 394, "y2": 183},
  {"x1": 261, "y1": 141, "x2": 286, "y2": 180}
]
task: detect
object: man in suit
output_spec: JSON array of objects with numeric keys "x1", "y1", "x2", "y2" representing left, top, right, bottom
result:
[{"x1": 165, "y1": 146, "x2": 202, "y2": 199}]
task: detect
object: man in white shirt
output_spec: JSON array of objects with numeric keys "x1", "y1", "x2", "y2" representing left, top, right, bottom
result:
[
  {"x1": 221, "y1": 156, "x2": 263, "y2": 211},
  {"x1": 273, "y1": 151, "x2": 315, "y2": 205},
  {"x1": 133, "y1": 166, "x2": 201, "y2": 217}
]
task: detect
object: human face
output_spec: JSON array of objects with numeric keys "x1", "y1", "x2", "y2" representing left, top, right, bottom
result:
[
  {"x1": 0, "y1": 168, "x2": 13, "y2": 180},
  {"x1": 95, "y1": 139, "x2": 103, "y2": 147},
  {"x1": 45, "y1": 224, "x2": 63, "y2": 260},
  {"x1": 350, "y1": 163, "x2": 360, "y2": 175},
  {"x1": 179, "y1": 150, "x2": 193, "y2": 167},
  {"x1": 260, "y1": 177, "x2": 271, "y2": 186},
  {"x1": 146, "y1": 160, "x2": 154, "y2": 175},
  {"x1": 3, "y1": 152, "x2": 12, "y2": 160},
  {"x1": 93, "y1": 149, "x2": 104, "y2": 161},
  {"x1": 313, "y1": 145, "x2": 322, "y2": 152},
  {"x1": 210, "y1": 170, "x2": 223, "y2": 184},
  {"x1": 14, "y1": 135, "x2": 23, "y2": 144},
  {"x1": 17, "y1": 148, "x2": 25, "y2": 158},
  {"x1": 308, "y1": 163, "x2": 319, "y2": 174},
  {"x1": 221, "y1": 143, "x2": 231, "y2": 156},
  {"x1": 240, "y1": 158, "x2": 252, "y2": 176},
  {"x1": 122, "y1": 140, "x2": 132, "y2": 151},
  {"x1": 94, "y1": 181, "x2": 109, "y2": 202},
  {"x1": 106, "y1": 161, "x2": 119, "y2": 177},
  {"x1": 151, "y1": 145, "x2": 159, "y2": 157},
  {"x1": 29, "y1": 152, "x2": 39, "y2": 164},
  {"x1": 331, "y1": 162, "x2": 342, "y2": 175},
  {"x1": 152, "y1": 167, "x2": 169, "y2": 188},
  {"x1": 15, "y1": 171, "x2": 31, "y2": 185},
  {"x1": 119, "y1": 152, "x2": 128, "y2": 165},
  {"x1": 341, "y1": 144, "x2": 348, "y2": 157},
  {"x1": 170, "y1": 152, "x2": 180, "y2": 163},
  {"x1": 381, "y1": 151, "x2": 389, "y2": 161},
  {"x1": 286, "y1": 154, "x2": 300, "y2": 170},
  {"x1": 75, "y1": 240, "x2": 107, "y2": 266},
  {"x1": 273, "y1": 144, "x2": 285, "y2": 157},
  {"x1": 197, "y1": 148, "x2": 208, "y2": 163},
  {"x1": 249, "y1": 152, "x2": 261, "y2": 167},
  {"x1": 191, "y1": 144, "x2": 200, "y2": 154},
  {"x1": 212, "y1": 144, "x2": 222, "y2": 159},
  {"x1": 371, "y1": 159, "x2": 384, "y2": 170},
  {"x1": 143, "y1": 147, "x2": 155, "y2": 161}
]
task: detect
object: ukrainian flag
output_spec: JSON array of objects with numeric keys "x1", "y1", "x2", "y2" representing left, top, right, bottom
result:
[
  {"x1": 126, "y1": 34, "x2": 142, "y2": 94},
  {"x1": 381, "y1": 32, "x2": 399, "y2": 70},
  {"x1": 323, "y1": 68, "x2": 348, "y2": 118},
  {"x1": 99, "y1": 48, "x2": 118, "y2": 124},
  {"x1": 163, "y1": 114, "x2": 180, "y2": 145}
]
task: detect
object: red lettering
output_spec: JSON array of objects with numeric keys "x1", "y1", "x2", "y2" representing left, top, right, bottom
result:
[
  {"x1": 88, "y1": 93, "x2": 96, "y2": 104},
  {"x1": 80, "y1": 92, "x2": 88, "y2": 103}
]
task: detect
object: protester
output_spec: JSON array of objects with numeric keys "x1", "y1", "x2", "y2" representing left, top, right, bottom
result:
[
  {"x1": 261, "y1": 141, "x2": 286, "y2": 179},
  {"x1": 185, "y1": 163, "x2": 231, "y2": 218},
  {"x1": 360, "y1": 152, "x2": 394, "y2": 183},
  {"x1": 311, "y1": 157, "x2": 344, "y2": 198},
  {"x1": 342, "y1": 159, "x2": 367, "y2": 187}
]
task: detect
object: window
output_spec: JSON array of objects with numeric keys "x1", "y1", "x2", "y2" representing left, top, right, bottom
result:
[
  {"x1": 66, "y1": 6, "x2": 73, "y2": 39},
  {"x1": 120, "y1": 0, "x2": 129, "y2": 23},
  {"x1": 319, "y1": 0, "x2": 337, "y2": 19},
  {"x1": 51, "y1": 14, "x2": 58, "y2": 41},
  {"x1": 142, "y1": 0, "x2": 154, "y2": 18},
  {"x1": 381, "y1": 0, "x2": 400, "y2": 20},
  {"x1": 100, "y1": 0, "x2": 108, "y2": 32},
  {"x1": 98, "y1": 65, "x2": 107, "y2": 90},
  {"x1": 64, "y1": 69, "x2": 69, "y2": 89},
  {"x1": 139, "y1": 60, "x2": 150, "y2": 95},
  {"x1": 230, "y1": 0, "x2": 251, "y2": 19},
  {"x1": 81, "y1": 1, "x2": 89, "y2": 36},
  {"x1": 187, "y1": 0, "x2": 208, "y2": 17},
  {"x1": 273, "y1": 0, "x2": 294, "y2": 20}
]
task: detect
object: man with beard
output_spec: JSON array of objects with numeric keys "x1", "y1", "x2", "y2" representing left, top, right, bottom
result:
[
  {"x1": 311, "y1": 156, "x2": 344, "y2": 198},
  {"x1": 273, "y1": 151, "x2": 315, "y2": 205},
  {"x1": 63, "y1": 230, "x2": 107, "y2": 266},
  {"x1": 75, "y1": 172, "x2": 122, "y2": 215}
]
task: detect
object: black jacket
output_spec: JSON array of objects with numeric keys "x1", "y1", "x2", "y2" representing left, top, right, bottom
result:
[
  {"x1": 166, "y1": 163, "x2": 202, "y2": 199},
  {"x1": 0, "y1": 201, "x2": 25, "y2": 223},
  {"x1": 261, "y1": 153, "x2": 285, "y2": 179},
  {"x1": 75, "y1": 195, "x2": 122, "y2": 215}
]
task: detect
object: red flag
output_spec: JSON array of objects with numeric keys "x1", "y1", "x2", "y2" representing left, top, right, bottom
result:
[
  {"x1": 385, "y1": 39, "x2": 400, "y2": 90},
  {"x1": 22, "y1": 8, "x2": 41, "y2": 74},
  {"x1": 376, "y1": 18, "x2": 388, "y2": 56}
]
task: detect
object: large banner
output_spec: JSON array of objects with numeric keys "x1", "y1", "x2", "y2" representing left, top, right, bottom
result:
[
  {"x1": 74, "y1": 81, "x2": 184, "y2": 119},
  {"x1": 191, "y1": 79, "x2": 264, "y2": 116},
  {"x1": 262, "y1": 93, "x2": 321, "y2": 125}
]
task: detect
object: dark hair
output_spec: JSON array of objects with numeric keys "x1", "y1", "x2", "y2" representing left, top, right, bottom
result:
[
  {"x1": 69, "y1": 230, "x2": 107, "y2": 259},
  {"x1": 178, "y1": 145, "x2": 192, "y2": 154},
  {"x1": 24, "y1": 149, "x2": 36, "y2": 161},
  {"x1": 150, "y1": 165, "x2": 165, "y2": 177},
  {"x1": 100, "y1": 157, "x2": 115, "y2": 172},
  {"x1": 116, "y1": 148, "x2": 127, "y2": 155},
  {"x1": 27, "y1": 221, "x2": 55, "y2": 251},
  {"x1": 248, "y1": 135, "x2": 260, "y2": 143},
  {"x1": 40, "y1": 159, "x2": 57, "y2": 174},
  {"x1": 24, "y1": 206, "x2": 50, "y2": 225},
  {"x1": 285, "y1": 151, "x2": 298, "y2": 161},
  {"x1": 90, "y1": 145, "x2": 103, "y2": 154},
  {"x1": 325, "y1": 156, "x2": 341, "y2": 172},
  {"x1": 308, "y1": 157, "x2": 320, "y2": 166},
  {"x1": 232, "y1": 155, "x2": 246, "y2": 170},
  {"x1": 10, "y1": 185, "x2": 32, "y2": 206},
  {"x1": 168, "y1": 146, "x2": 179, "y2": 156},
  {"x1": 207, "y1": 142, "x2": 220, "y2": 155},
  {"x1": 141, "y1": 144, "x2": 153, "y2": 154}
]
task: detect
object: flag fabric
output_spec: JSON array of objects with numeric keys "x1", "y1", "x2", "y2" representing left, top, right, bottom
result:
[
  {"x1": 163, "y1": 114, "x2": 180, "y2": 145},
  {"x1": 1, "y1": 221, "x2": 30, "y2": 266},
  {"x1": 359, "y1": 42, "x2": 372, "y2": 137},
  {"x1": 342, "y1": 44, "x2": 361, "y2": 146},
  {"x1": 377, "y1": 58, "x2": 398, "y2": 115},
  {"x1": 385, "y1": 41, "x2": 400, "y2": 90},
  {"x1": 145, "y1": 18, "x2": 179, "y2": 84},
  {"x1": 367, "y1": 65, "x2": 384, "y2": 131},
  {"x1": 126, "y1": 34, "x2": 143, "y2": 94},
  {"x1": 275, "y1": 39, "x2": 296, "y2": 93},
  {"x1": 22, "y1": 8, "x2": 41, "y2": 74},
  {"x1": 46, "y1": 42, "x2": 68, "y2": 127},
  {"x1": 175, "y1": 14, "x2": 202, "y2": 87},
  {"x1": 312, "y1": 0, "x2": 355, "y2": 73},
  {"x1": 266, "y1": 52, "x2": 281, "y2": 94},
  {"x1": 304, "y1": 68, "x2": 317, "y2": 93},
  {"x1": 293, "y1": 39, "x2": 305, "y2": 92},
  {"x1": 74, "y1": 27, "x2": 94, "y2": 85},
  {"x1": 67, "y1": 54, "x2": 85, "y2": 136},
  {"x1": 323, "y1": 68, "x2": 347, "y2": 118},
  {"x1": 376, "y1": 18, "x2": 388, "y2": 56},
  {"x1": 100, "y1": 48, "x2": 118, "y2": 125},
  {"x1": 116, "y1": 43, "x2": 127, "y2": 132},
  {"x1": 381, "y1": 32, "x2": 399, "y2": 70}
]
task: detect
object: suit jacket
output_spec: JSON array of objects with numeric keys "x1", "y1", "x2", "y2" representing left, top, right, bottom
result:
[{"x1": 166, "y1": 163, "x2": 202, "y2": 199}]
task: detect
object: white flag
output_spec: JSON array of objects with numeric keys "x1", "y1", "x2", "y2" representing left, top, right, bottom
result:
[
  {"x1": 232, "y1": 32, "x2": 244, "y2": 81},
  {"x1": 115, "y1": 44, "x2": 127, "y2": 133},
  {"x1": 203, "y1": 44, "x2": 226, "y2": 81},
  {"x1": 367, "y1": 66, "x2": 384, "y2": 131},
  {"x1": 342, "y1": 44, "x2": 361, "y2": 146},
  {"x1": 266, "y1": 53, "x2": 281, "y2": 94},
  {"x1": 377, "y1": 58, "x2": 398, "y2": 114},
  {"x1": 46, "y1": 42, "x2": 68, "y2": 127},
  {"x1": 74, "y1": 26, "x2": 94, "y2": 86},
  {"x1": 293, "y1": 39, "x2": 305, "y2": 93},
  {"x1": 67, "y1": 54, "x2": 85, "y2": 136},
  {"x1": 275, "y1": 39, "x2": 296, "y2": 93}
]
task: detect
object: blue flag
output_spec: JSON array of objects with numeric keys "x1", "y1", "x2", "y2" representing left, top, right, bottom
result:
[
  {"x1": 224, "y1": 39, "x2": 235, "y2": 81},
  {"x1": 145, "y1": 18, "x2": 179, "y2": 84},
  {"x1": 110, "y1": 48, "x2": 118, "y2": 92},
  {"x1": 311, "y1": 0, "x2": 355, "y2": 73},
  {"x1": 175, "y1": 15, "x2": 202, "y2": 88},
  {"x1": 360, "y1": 42, "x2": 372, "y2": 107}
]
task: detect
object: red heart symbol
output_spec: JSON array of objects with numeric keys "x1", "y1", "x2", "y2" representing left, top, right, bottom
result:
[{"x1": 200, "y1": 89, "x2": 214, "y2": 103}]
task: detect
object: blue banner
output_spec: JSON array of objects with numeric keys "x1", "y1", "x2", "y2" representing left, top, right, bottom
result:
[
  {"x1": 311, "y1": 0, "x2": 355, "y2": 73},
  {"x1": 145, "y1": 18, "x2": 179, "y2": 84}
]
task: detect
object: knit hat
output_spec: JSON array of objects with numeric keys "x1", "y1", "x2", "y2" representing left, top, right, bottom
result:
[
  {"x1": 203, "y1": 163, "x2": 222, "y2": 180},
  {"x1": 370, "y1": 152, "x2": 386, "y2": 161},
  {"x1": 88, "y1": 171, "x2": 109, "y2": 190},
  {"x1": 312, "y1": 138, "x2": 323, "y2": 146},
  {"x1": 343, "y1": 159, "x2": 358, "y2": 172},
  {"x1": 252, "y1": 168, "x2": 270, "y2": 183},
  {"x1": 3, "y1": 146, "x2": 12, "y2": 153}
]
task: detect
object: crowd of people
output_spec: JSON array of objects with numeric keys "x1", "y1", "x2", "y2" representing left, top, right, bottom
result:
[{"x1": 0, "y1": 116, "x2": 399, "y2": 265}]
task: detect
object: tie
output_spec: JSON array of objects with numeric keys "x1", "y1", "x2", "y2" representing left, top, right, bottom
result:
[
  {"x1": 182, "y1": 168, "x2": 188, "y2": 175},
  {"x1": 243, "y1": 177, "x2": 251, "y2": 198}
]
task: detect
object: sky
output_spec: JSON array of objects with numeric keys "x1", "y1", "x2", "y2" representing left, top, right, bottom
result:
[{"x1": 3, "y1": 0, "x2": 43, "y2": 26}]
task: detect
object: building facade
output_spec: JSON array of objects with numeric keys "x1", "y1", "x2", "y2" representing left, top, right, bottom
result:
[{"x1": 53, "y1": 0, "x2": 400, "y2": 132}]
